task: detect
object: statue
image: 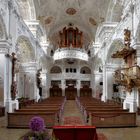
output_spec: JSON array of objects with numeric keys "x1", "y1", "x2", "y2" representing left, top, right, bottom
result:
[
  {"x1": 5, "y1": 52, "x2": 17, "y2": 100},
  {"x1": 124, "y1": 29, "x2": 131, "y2": 47},
  {"x1": 36, "y1": 69, "x2": 42, "y2": 101}
]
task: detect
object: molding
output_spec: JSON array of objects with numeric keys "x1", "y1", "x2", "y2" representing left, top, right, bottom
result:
[
  {"x1": 50, "y1": 73, "x2": 91, "y2": 81},
  {"x1": 20, "y1": 62, "x2": 37, "y2": 72},
  {"x1": 0, "y1": 40, "x2": 11, "y2": 54},
  {"x1": 106, "y1": 63, "x2": 120, "y2": 72},
  {"x1": 53, "y1": 48, "x2": 88, "y2": 61}
]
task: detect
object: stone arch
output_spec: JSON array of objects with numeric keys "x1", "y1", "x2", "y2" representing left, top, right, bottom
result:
[
  {"x1": 16, "y1": 36, "x2": 35, "y2": 63},
  {"x1": 106, "y1": 39, "x2": 124, "y2": 64},
  {"x1": 50, "y1": 66, "x2": 62, "y2": 73},
  {"x1": 17, "y1": 0, "x2": 36, "y2": 20},
  {"x1": 0, "y1": 14, "x2": 7, "y2": 39},
  {"x1": 106, "y1": 1, "x2": 123, "y2": 22},
  {"x1": 135, "y1": 22, "x2": 140, "y2": 43},
  {"x1": 80, "y1": 66, "x2": 91, "y2": 74}
]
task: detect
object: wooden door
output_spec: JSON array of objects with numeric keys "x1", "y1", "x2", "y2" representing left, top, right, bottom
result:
[{"x1": 65, "y1": 86, "x2": 77, "y2": 100}]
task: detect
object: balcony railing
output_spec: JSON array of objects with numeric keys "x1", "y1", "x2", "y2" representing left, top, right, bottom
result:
[
  {"x1": 53, "y1": 48, "x2": 88, "y2": 61},
  {"x1": 50, "y1": 73, "x2": 91, "y2": 80}
]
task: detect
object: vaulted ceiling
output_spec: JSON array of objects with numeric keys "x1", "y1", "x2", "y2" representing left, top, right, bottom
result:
[
  {"x1": 17, "y1": 0, "x2": 124, "y2": 46},
  {"x1": 34, "y1": 0, "x2": 111, "y2": 45}
]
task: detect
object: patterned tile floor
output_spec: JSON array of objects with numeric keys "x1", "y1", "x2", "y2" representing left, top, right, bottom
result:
[{"x1": 1, "y1": 100, "x2": 140, "y2": 140}]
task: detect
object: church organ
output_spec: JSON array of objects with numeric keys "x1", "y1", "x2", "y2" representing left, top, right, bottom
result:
[{"x1": 59, "y1": 26, "x2": 83, "y2": 48}]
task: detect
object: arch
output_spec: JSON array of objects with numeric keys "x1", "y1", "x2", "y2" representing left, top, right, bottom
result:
[
  {"x1": 50, "y1": 66, "x2": 62, "y2": 73},
  {"x1": 16, "y1": 36, "x2": 35, "y2": 63},
  {"x1": 80, "y1": 66, "x2": 91, "y2": 74},
  {"x1": 111, "y1": 3, "x2": 123, "y2": 22},
  {"x1": 135, "y1": 22, "x2": 140, "y2": 43},
  {"x1": 0, "y1": 14, "x2": 7, "y2": 39},
  {"x1": 106, "y1": 39, "x2": 124, "y2": 64},
  {"x1": 17, "y1": 0, "x2": 36, "y2": 20},
  {"x1": 106, "y1": 1, "x2": 123, "y2": 22}
]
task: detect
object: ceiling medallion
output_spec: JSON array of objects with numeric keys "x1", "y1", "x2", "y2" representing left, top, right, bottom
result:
[
  {"x1": 89, "y1": 17, "x2": 97, "y2": 26},
  {"x1": 66, "y1": 8, "x2": 77, "y2": 15},
  {"x1": 45, "y1": 16, "x2": 53, "y2": 24}
]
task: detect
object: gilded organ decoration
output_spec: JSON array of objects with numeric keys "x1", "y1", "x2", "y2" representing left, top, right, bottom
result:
[
  {"x1": 59, "y1": 26, "x2": 83, "y2": 48},
  {"x1": 124, "y1": 29, "x2": 131, "y2": 47},
  {"x1": 112, "y1": 29, "x2": 140, "y2": 92}
]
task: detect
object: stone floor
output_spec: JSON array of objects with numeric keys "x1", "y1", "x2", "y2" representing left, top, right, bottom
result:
[{"x1": 1, "y1": 101, "x2": 140, "y2": 140}]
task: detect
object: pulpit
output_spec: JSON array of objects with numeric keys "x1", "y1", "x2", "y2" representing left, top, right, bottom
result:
[{"x1": 53, "y1": 126, "x2": 98, "y2": 140}]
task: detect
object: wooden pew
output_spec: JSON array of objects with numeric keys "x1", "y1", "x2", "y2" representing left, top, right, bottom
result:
[
  {"x1": 7, "y1": 112, "x2": 57, "y2": 128},
  {"x1": 90, "y1": 112, "x2": 136, "y2": 127},
  {"x1": 7, "y1": 97, "x2": 66, "y2": 128},
  {"x1": 76, "y1": 97, "x2": 136, "y2": 127}
]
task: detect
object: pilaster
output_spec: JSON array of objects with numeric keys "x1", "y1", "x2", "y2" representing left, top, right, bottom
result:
[
  {"x1": 19, "y1": 62, "x2": 38, "y2": 101},
  {"x1": 77, "y1": 79, "x2": 81, "y2": 97},
  {"x1": 123, "y1": 88, "x2": 138, "y2": 112},
  {"x1": 0, "y1": 40, "x2": 19, "y2": 112},
  {"x1": 101, "y1": 64, "x2": 119, "y2": 102},
  {"x1": 93, "y1": 72, "x2": 102, "y2": 98},
  {"x1": 40, "y1": 72, "x2": 47, "y2": 99},
  {"x1": 61, "y1": 79, "x2": 65, "y2": 96}
]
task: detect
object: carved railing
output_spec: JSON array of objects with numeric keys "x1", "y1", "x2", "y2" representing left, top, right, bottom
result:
[
  {"x1": 50, "y1": 73, "x2": 91, "y2": 80},
  {"x1": 53, "y1": 48, "x2": 88, "y2": 61}
]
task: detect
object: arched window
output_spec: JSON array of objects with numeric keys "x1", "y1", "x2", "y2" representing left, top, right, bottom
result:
[{"x1": 50, "y1": 66, "x2": 62, "y2": 73}]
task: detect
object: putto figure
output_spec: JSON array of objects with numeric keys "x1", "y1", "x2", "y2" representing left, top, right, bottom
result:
[{"x1": 124, "y1": 29, "x2": 131, "y2": 46}]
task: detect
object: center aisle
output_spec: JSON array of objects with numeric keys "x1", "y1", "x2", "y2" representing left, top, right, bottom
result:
[{"x1": 61, "y1": 100, "x2": 85, "y2": 125}]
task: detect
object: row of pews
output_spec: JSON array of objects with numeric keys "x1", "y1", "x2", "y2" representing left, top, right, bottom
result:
[
  {"x1": 7, "y1": 97, "x2": 66, "y2": 128},
  {"x1": 17, "y1": 98, "x2": 35, "y2": 109},
  {"x1": 76, "y1": 97, "x2": 136, "y2": 128}
]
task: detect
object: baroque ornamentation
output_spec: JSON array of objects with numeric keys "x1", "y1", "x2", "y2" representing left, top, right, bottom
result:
[
  {"x1": 66, "y1": 8, "x2": 77, "y2": 15},
  {"x1": 89, "y1": 17, "x2": 97, "y2": 26},
  {"x1": 45, "y1": 16, "x2": 53, "y2": 25}
]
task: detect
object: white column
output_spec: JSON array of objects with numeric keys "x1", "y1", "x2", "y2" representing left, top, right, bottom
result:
[
  {"x1": 0, "y1": 41, "x2": 19, "y2": 112},
  {"x1": 20, "y1": 62, "x2": 38, "y2": 101},
  {"x1": 136, "y1": 43, "x2": 140, "y2": 65},
  {"x1": 77, "y1": 79, "x2": 81, "y2": 97},
  {"x1": 101, "y1": 64, "x2": 107, "y2": 102},
  {"x1": 41, "y1": 72, "x2": 47, "y2": 99},
  {"x1": 123, "y1": 88, "x2": 138, "y2": 112},
  {"x1": 46, "y1": 72, "x2": 51, "y2": 98},
  {"x1": 101, "y1": 64, "x2": 119, "y2": 102},
  {"x1": 105, "y1": 64, "x2": 117, "y2": 100},
  {"x1": 90, "y1": 72, "x2": 95, "y2": 98},
  {"x1": 61, "y1": 79, "x2": 65, "y2": 96},
  {"x1": 94, "y1": 72, "x2": 102, "y2": 98}
]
